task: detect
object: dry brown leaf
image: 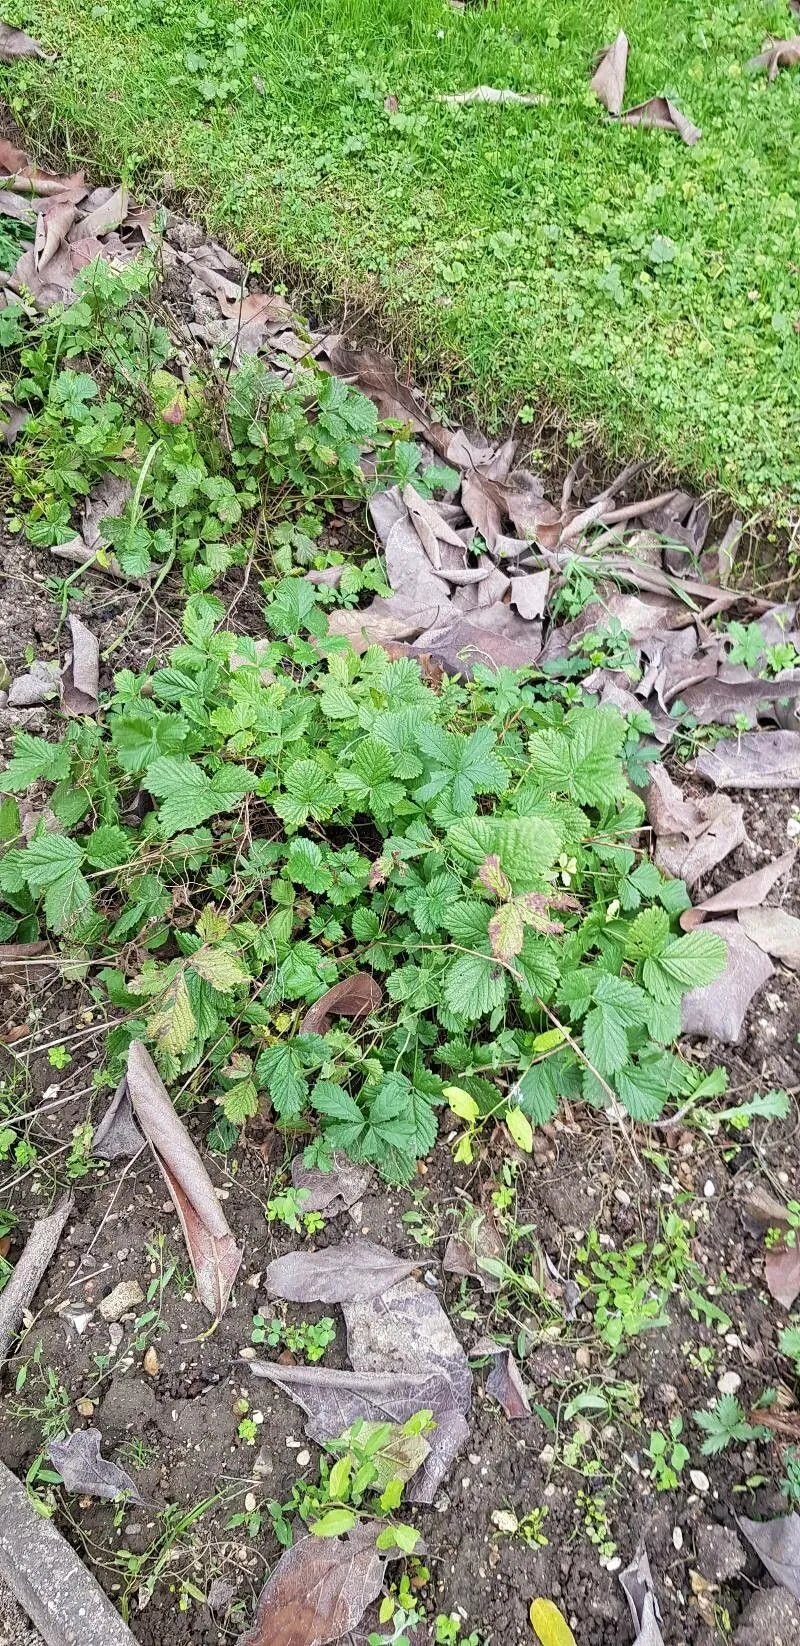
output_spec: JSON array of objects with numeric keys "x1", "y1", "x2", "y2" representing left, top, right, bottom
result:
[
  {"x1": 290, "y1": 1153, "x2": 373, "y2": 1217},
  {"x1": 438, "y1": 85, "x2": 546, "y2": 106},
  {"x1": 239, "y1": 1521, "x2": 391, "y2": 1646},
  {"x1": 474, "y1": 1338, "x2": 531, "y2": 1419},
  {"x1": 509, "y1": 570, "x2": 549, "y2": 620},
  {"x1": 93, "y1": 1075, "x2": 143, "y2": 1161},
  {"x1": 70, "y1": 183, "x2": 128, "y2": 244},
  {"x1": 34, "y1": 192, "x2": 79, "y2": 273},
  {"x1": 48, "y1": 1428, "x2": 142, "y2": 1502},
  {"x1": 680, "y1": 848, "x2": 796, "y2": 929},
  {"x1": 678, "y1": 670, "x2": 800, "y2": 727},
  {"x1": 326, "y1": 594, "x2": 445, "y2": 652},
  {"x1": 300, "y1": 974, "x2": 383, "y2": 1035},
  {"x1": 765, "y1": 1239, "x2": 800, "y2": 1309},
  {"x1": 61, "y1": 612, "x2": 99, "y2": 716},
  {"x1": 680, "y1": 920, "x2": 773, "y2": 1042},
  {"x1": 126, "y1": 1041, "x2": 241, "y2": 1316},
  {"x1": 621, "y1": 97, "x2": 701, "y2": 145},
  {"x1": 384, "y1": 512, "x2": 451, "y2": 604},
  {"x1": 736, "y1": 1513, "x2": 800, "y2": 1599},
  {"x1": 738, "y1": 905, "x2": 800, "y2": 970},
  {"x1": 412, "y1": 603, "x2": 543, "y2": 676},
  {"x1": 265, "y1": 1240, "x2": 417, "y2": 1303},
  {"x1": 0, "y1": 20, "x2": 50, "y2": 59},
  {"x1": 443, "y1": 1211, "x2": 505, "y2": 1294},
  {"x1": 327, "y1": 341, "x2": 429, "y2": 433},
  {"x1": 646, "y1": 765, "x2": 746, "y2": 888},
  {"x1": 0, "y1": 135, "x2": 29, "y2": 174},
  {"x1": 12, "y1": 232, "x2": 133, "y2": 307},
  {"x1": 620, "y1": 1546, "x2": 666, "y2": 1646},
  {"x1": 0, "y1": 189, "x2": 37, "y2": 226},
  {"x1": 695, "y1": 730, "x2": 800, "y2": 789},
  {"x1": 251, "y1": 1361, "x2": 466, "y2": 1503},
  {"x1": 746, "y1": 35, "x2": 800, "y2": 77},
  {"x1": 591, "y1": 31, "x2": 629, "y2": 117},
  {"x1": 0, "y1": 940, "x2": 49, "y2": 962}
]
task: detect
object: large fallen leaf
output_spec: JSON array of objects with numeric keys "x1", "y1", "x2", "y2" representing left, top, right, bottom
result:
[
  {"x1": 736, "y1": 1512, "x2": 800, "y2": 1600},
  {"x1": 93, "y1": 1074, "x2": 143, "y2": 1161},
  {"x1": 34, "y1": 193, "x2": 79, "y2": 273},
  {"x1": 696, "y1": 731, "x2": 800, "y2": 789},
  {"x1": 591, "y1": 31, "x2": 629, "y2": 116},
  {"x1": 326, "y1": 341, "x2": 429, "y2": 434},
  {"x1": 621, "y1": 96, "x2": 701, "y2": 145},
  {"x1": 265, "y1": 1240, "x2": 417, "y2": 1303},
  {"x1": 326, "y1": 593, "x2": 445, "y2": 651},
  {"x1": 746, "y1": 36, "x2": 800, "y2": 78},
  {"x1": 48, "y1": 1428, "x2": 142, "y2": 1502},
  {"x1": 343, "y1": 1275, "x2": 471, "y2": 1406},
  {"x1": 300, "y1": 974, "x2": 383, "y2": 1035},
  {"x1": 529, "y1": 1599, "x2": 578, "y2": 1645},
  {"x1": 70, "y1": 183, "x2": 128, "y2": 244},
  {"x1": 403, "y1": 485, "x2": 465, "y2": 566},
  {"x1": 412, "y1": 604, "x2": 543, "y2": 676},
  {"x1": 383, "y1": 512, "x2": 451, "y2": 604},
  {"x1": 646, "y1": 765, "x2": 746, "y2": 888},
  {"x1": 677, "y1": 670, "x2": 800, "y2": 727},
  {"x1": 680, "y1": 920, "x2": 773, "y2": 1042},
  {"x1": 239, "y1": 1520, "x2": 391, "y2": 1646},
  {"x1": 738, "y1": 905, "x2": 800, "y2": 970},
  {"x1": 12, "y1": 232, "x2": 134, "y2": 307},
  {"x1": 509, "y1": 570, "x2": 549, "y2": 620},
  {"x1": 680, "y1": 848, "x2": 796, "y2": 929},
  {"x1": 0, "y1": 20, "x2": 49, "y2": 59},
  {"x1": 620, "y1": 1546, "x2": 666, "y2": 1646},
  {"x1": 61, "y1": 612, "x2": 99, "y2": 716},
  {"x1": 125, "y1": 1040, "x2": 242, "y2": 1316},
  {"x1": 765, "y1": 1236, "x2": 800, "y2": 1309},
  {"x1": 291, "y1": 1153, "x2": 373, "y2": 1217},
  {"x1": 0, "y1": 189, "x2": 37, "y2": 226},
  {"x1": 474, "y1": 1338, "x2": 531, "y2": 1419},
  {"x1": 437, "y1": 86, "x2": 546, "y2": 105},
  {"x1": 251, "y1": 1361, "x2": 467, "y2": 1503}
]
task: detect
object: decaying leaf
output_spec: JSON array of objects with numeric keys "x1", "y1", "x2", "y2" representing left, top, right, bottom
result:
[
  {"x1": 736, "y1": 1512, "x2": 800, "y2": 1600},
  {"x1": 291, "y1": 1153, "x2": 373, "y2": 1217},
  {"x1": 443, "y1": 1210, "x2": 505, "y2": 1294},
  {"x1": 239, "y1": 1521, "x2": 392, "y2": 1646},
  {"x1": 412, "y1": 604, "x2": 543, "y2": 676},
  {"x1": 93, "y1": 1075, "x2": 143, "y2": 1161},
  {"x1": 765, "y1": 1236, "x2": 800, "y2": 1310},
  {"x1": 620, "y1": 1545, "x2": 666, "y2": 1646},
  {"x1": 61, "y1": 612, "x2": 100, "y2": 716},
  {"x1": 125, "y1": 1040, "x2": 242, "y2": 1316},
  {"x1": 746, "y1": 35, "x2": 800, "y2": 78},
  {"x1": 300, "y1": 974, "x2": 383, "y2": 1035},
  {"x1": 474, "y1": 1338, "x2": 531, "y2": 1419},
  {"x1": 326, "y1": 341, "x2": 429, "y2": 434},
  {"x1": 591, "y1": 31, "x2": 629, "y2": 116},
  {"x1": 695, "y1": 731, "x2": 800, "y2": 789},
  {"x1": 738, "y1": 905, "x2": 800, "y2": 970},
  {"x1": 680, "y1": 848, "x2": 796, "y2": 929},
  {"x1": 0, "y1": 20, "x2": 50, "y2": 60},
  {"x1": 437, "y1": 86, "x2": 547, "y2": 106},
  {"x1": 70, "y1": 183, "x2": 128, "y2": 244},
  {"x1": 680, "y1": 920, "x2": 773, "y2": 1042},
  {"x1": 621, "y1": 96, "x2": 701, "y2": 145},
  {"x1": 251, "y1": 1361, "x2": 467, "y2": 1503},
  {"x1": 529, "y1": 1598, "x2": 578, "y2": 1646},
  {"x1": 343, "y1": 1275, "x2": 471, "y2": 1407},
  {"x1": 34, "y1": 193, "x2": 79, "y2": 273},
  {"x1": 677, "y1": 670, "x2": 800, "y2": 728},
  {"x1": 265, "y1": 1240, "x2": 417, "y2": 1304},
  {"x1": 48, "y1": 1428, "x2": 142, "y2": 1502},
  {"x1": 509, "y1": 570, "x2": 549, "y2": 620},
  {"x1": 646, "y1": 765, "x2": 746, "y2": 888}
]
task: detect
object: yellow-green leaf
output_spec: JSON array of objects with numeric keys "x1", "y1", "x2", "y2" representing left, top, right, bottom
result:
[
  {"x1": 506, "y1": 1105, "x2": 533, "y2": 1153},
  {"x1": 530, "y1": 1598, "x2": 578, "y2": 1646},
  {"x1": 453, "y1": 1132, "x2": 474, "y2": 1164},
  {"x1": 444, "y1": 1084, "x2": 479, "y2": 1123},
  {"x1": 532, "y1": 1027, "x2": 566, "y2": 1054},
  {"x1": 190, "y1": 945, "x2": 249, "y2": 991},
  {"x1": 309, "y1": 1508, "x2": 357, "y2": 1537},
  {"x1": 146, "y1": 971, "x2": 196, "y2": 1056},
  {"x1": 327, "y1": 1455, "x2": 352, "y2": 1500}
]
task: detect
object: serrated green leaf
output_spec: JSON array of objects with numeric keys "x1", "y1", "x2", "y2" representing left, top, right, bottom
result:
[
  {"x1": 147, "y1": 971, "x2": 196, "y2": 1056},
  {"x1": 448, "y1": 815, "x2": 561, "y2": 891},
  {"x1": 583, "y1": 1003, "x2": 630, "y2": 1076},
  {"x1": 642, "y1": 929, "x2": 727, "y2": 1004},
  {"x1": 3, "y1": 733, "x2": 71, "y2": 791},
  {"x1": 443, "y1": 951, "x2": 507, "y2": 1020},
  {"x1": 190, "y1": 946, "x2": 249, "y2": 991},
  {"x1": 256, "y1": 1043, "x2": 309, "y2": 1117},
  {"x1": 21, "y1": 833, "x2": 92, "y2": 934},
  {"x1": 146, "y1": 756, "x2": 254, "y2": 836}
]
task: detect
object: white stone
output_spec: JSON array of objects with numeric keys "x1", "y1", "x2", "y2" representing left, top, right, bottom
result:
[
  {"x1": 490, "y1": 1509, "x2": 518, "y2": 1535},
  {"x1": 717, "y1": 1371, "x2": 741, "y2": 1396},
  {"x1": 673, "y1": 1527, "x2": 684, "y2": 1551},
  {"x1": 689, "y1": 1470, "x2": 710, "y2": 1493},
  {"x1": 296, "y1": 1449, "x2": 310, "y2": 1467},
  {"x1": 703, "y1": 1181, "x2": 716, "y2": 1199}
]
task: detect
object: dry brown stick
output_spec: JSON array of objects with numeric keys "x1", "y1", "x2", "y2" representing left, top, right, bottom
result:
[
  {"x1": 0, "y1": 1458, "x2": 137, "y2": 1645},
  {"x1": 0, "y1": 1193, "x2": 73, "y2": 1368}
]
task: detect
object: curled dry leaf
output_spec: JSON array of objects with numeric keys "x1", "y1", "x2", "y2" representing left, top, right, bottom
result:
[
  {"x1": 738, "y1": 905, "x2": 800, "y2": 970},
  {"x1": 34, "y1": 194, "x2": 79, "y2": 273},
  {"x1": 0, "y1": 940, "x2": 49, "y2": 962},
  {"x1": 48, "y1": 1428, "x2": 142, "y2": 1502},
  {"x1": 591, "y1": 30, "x2": 629, "y2": 117},
  {"x1": 736, "y1": 1512, "x2": 800, "y2": 1600},
  {"x1": 680, "y1": 848, "x2": 796, "y2": 929},
  {"x1": 93, "y1": 1074, "x2": 143, "y2": 1161},
  {"x1": 746, "y1": 35, "x2": 800, "y2": 78},
  {"x1": 646, "y1": 765, "x2": 746, "y2": 889},
  {"x1": 70, "y1": 183, "x2": 128, "y2": 244},
  {"x1": 0, "y1": 20, "x2": 50, "y2": 59},
  {"x1": 443, "y1": 1210, "x2": 505, "y2": 1294},
  {"x1": 265, "y1": 1239, "x2": 417, "y2": 1303},
  {"x1": 437, "y1": 86, "x2": 546, "y2": 106},
  {"x1": 696, "y1": 730, "x2": 800, "y2": 789},
  {"x1": 239, "y1": 1521, "x2": 391, "y2": 1646},
  {"x1": 326, "y1": 341, "x2": 429, "y2": 434},
  {"x1": 300, "y1": 973, "x2": 383, "y2": 1035},
  {"x1": 290, "y1": 1152, "x2": 373, "y2": 1217},
  {"x1": 621, "y1": 96, "x2": 701, "y2": 145},
  {"x1": 61, "y1": 612, "x2": 100, "y2": 716},
  {"x1": 680, "y1": 920, "x2": 773, "y2": 1043},
  {"x1": 126, "y1": 1040, "x2": 242, "y2": 1316},
  {"x1": 474, "y1": 1338, "x2": 531, "y2": 1419},
  {"x1": 619, "y1": 1545, "x2": 666, "y2": 1646},
  {"x1": 509, "y1": 569, "x2": 549, "y2": 620}
]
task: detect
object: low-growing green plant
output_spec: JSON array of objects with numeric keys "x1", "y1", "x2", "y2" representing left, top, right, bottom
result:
[
  {"x1": 647, "y1": 1417, "x2": 689, "y2": 1490},
  {"x1": 693, "y1": 1395, "x2": 768, "y2": 1456},
  {"x1": 576, "y1": 1216, "x2": 694, "y2": 1354},
  {"x1": 251, "y1": 1308, "x2": 335, "y2": 1363},
  {"x1": 264, "y1": 1186, "x2": 325, "y2": 1236},
  {"x1": 779, "y1": 1325, "x2": 800, "y2": 1374}
]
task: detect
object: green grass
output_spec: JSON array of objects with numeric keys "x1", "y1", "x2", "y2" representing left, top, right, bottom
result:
[{"x1": 3, "y1": 0, "x2": 800, "y2": 515}]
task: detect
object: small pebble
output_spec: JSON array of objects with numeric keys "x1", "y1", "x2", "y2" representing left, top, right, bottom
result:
[
  {"x1": 673, "y1": 1527, "x2": 684, "y2": 1551},
  {"x1": 613, "y1": 1189, "x2": 631, "y2": 1208},
  {"x1": 143, "y1": 1347, "x2": 160, "y2": 1377},
  {"x1": 490, "y1": 1509, "x2": 518, "y2": 1535},
  {"x1": 100, "y1": 1280, "x2": 145, "y2": 1323},
  {"x1": 76, "y1": 1397, "x2": 95, "y2": 1418},
  {"x1": 296, "y1": 1449, "x2": 310, "y2": 1467},
  {"x1": 240, "y1": 1346, "x2": 256, "y2": 1360},
  {"x1": 703, "y1": 1181, "x2": 716, "y2": 1199},
  {"x1": 538, "y1": 1444, "x2": 555, "y2": 1466},
  {"x1": 717, "y1": 1371, "x2": 741, "y2": 1396},
  {"x1": 690, "y1": 1470, "x2": 710, "y2": 1493},
  {"x1": 575, "y1": 1346, "x2": 591, "y2": 1370},
  {"x1": 244, "y1": 1492, "x2": 257, "y2": 1513}
]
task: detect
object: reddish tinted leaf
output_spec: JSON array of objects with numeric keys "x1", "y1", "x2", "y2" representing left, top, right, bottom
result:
[
  {"x1": 475, "y1": 1338, "x2": 531, "y2": 1419},
  {"x1": 239, "y1": 1521, "x2": 390, "y2": 1646}
]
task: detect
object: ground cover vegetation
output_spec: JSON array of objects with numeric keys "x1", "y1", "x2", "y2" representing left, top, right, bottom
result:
[{"x1": 2, "y1": 0, "x2": 800, "y2": 518}]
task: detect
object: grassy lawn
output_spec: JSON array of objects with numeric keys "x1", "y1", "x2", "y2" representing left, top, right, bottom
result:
[{"x1": 3, "y1": 0, "x2": 800, "y2": 516}]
